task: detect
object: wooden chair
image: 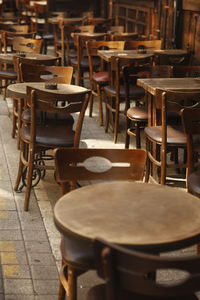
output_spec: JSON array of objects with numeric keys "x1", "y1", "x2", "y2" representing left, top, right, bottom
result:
[
  {"x1": 87, "y1": 237, "x2": 200, "y2": 300},
  {"x1": 181, "y1": 105, "x2": 200, "y2": 197},
  {"x1": 124, "y1": 65, "x2": 173, "y2": 149},
  {"x1": 86, "y1": 40, "x2": 125, "y2": 126},
  {"x1": 71, "y1": 33, "x2": 106, "y2": 86},
  {"x1": 30, "y1": 2, "x2": 54, "y2": 53},
  {"x1": 109, "y1": 32, "x2": 138, "y2": 42},
  {"x1": 156, "y1": 52, "x2": 191, "y2": 66},
  {"x1": 125, "y1": 39, "x2": 162, "y2": 50},
  {"x1": 13, "y1": 36, "x2": 42, "y2": 54},
  {"x1": 58, "y1": 19, "x2": 83, "y2": 66},
  {"x1": 145, "y1": 89, "x2": 200, "y2": 185},
  {"x1": 104, "y1": 55, "x2": 153, "y2": 143},
  {"x1": 0, "y1": 31, "x2": 36, "y2": 99},
  {"x1": 13, "y1": 62, "x2": 73, "y2": 149},
  {"x1": 14, "y1": 86, "x2": 90, "y2": 211},
  {"x1": 53, "y1": 147, "x2": 147, "y2": 300}
]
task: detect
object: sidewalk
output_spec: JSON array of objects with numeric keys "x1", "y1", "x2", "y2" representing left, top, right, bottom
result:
[{"x1": 0, "y1": 89, "x2": 196, "y2": 299}]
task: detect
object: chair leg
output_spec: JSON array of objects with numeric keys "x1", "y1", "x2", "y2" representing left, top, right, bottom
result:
[
  {"x1": 135, "y1": 123, "x2": 141, "y2": 149},
  {"x1": 125, "y1": 117, "x2": 131, "y2": 149},
  {"x1": 89, "y1": 90, "x2": 94, "y2": 118},
  {"x1": 105, "y1": 98, "x2": 109, "y2": 133},
  {"x1": 24, "y1": 146, "x2": 35, "y2": 211},
  {"x1": 97, "y1": 84, "x2": 103, "y2": 126},
  {"x1": 16, "y1": 98, "x2": 22, "y2": 150},
  {"x1": 113, "y1": 104, "x2": 119, "y2": 143},
  {"x1": 12, "y1": 98, "x2": 17, "y2": 138},
  {"x1": 145, "y1": 137, "x2": 150, "y2": 183},
  {"x1": 14, "y1": 141, "x2": 25, "y2": 191}
]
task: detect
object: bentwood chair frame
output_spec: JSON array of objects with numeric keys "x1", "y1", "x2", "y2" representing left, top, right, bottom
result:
[
  {"x1": 145, "y1": 89, "x2": 200, "y2": 185},
  {"x1": 181, "y1": 105, "x2": 200, "y2": 196},
  {"x1": 14, "y1": 86, "x2": 90, "y2": 211},
  {"x1": 86, "y1": 40, "x2": 125, "y2": 126},
  {"x1": 124, "y1": 39, "x2": 162, "y2": 50},
  {"x1": 87, "y1": 237, "x2": 200, "y2": 300},
  {"x1": 104, "y1": 55, "x2": 153, "y2": 143},
  {"x1": 53, "y1": 147, "x2": 147, "y2": 300},
  {"x1": 124, "y1": 65, "x2": 173, "y2": 149},
  {"x1": 72, "y1": 33, "x2": 106, "y2": 86},
  {"x1": 13, "y1": 62, "x2": 73, "y2": 149}
]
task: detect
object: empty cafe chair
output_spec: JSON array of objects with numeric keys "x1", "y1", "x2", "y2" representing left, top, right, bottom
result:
[
  {"x1": 145, "y1": 89, "x2": 200, "y2": 185},
  {"x1": 53, "y1": 147, "x2": 147, "y2": 300},
  {"x1": 14, "y1": 86, "x2": 90, "y2": 211},
  {"x1": 181, "y1": 105, "x2": 200, "y2": 197},
  {"x1": 87, "y1": 237, "x2": 200, "y2": 300},
  {"x1": 86, "y1": 40, "x2": 125, "y2": 126}
]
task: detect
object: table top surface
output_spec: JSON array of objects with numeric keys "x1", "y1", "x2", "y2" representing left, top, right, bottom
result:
[
  {"x1": 137, "y1": 77, "x2": 200, "y2": 96},
  {"x1": 54, "y1": 181, "x2": 200, "y2": 250},
  {"x1": 98, "y1": 49, "x2": 188, "y2": 62},
  {"x1": 0, "y1": 53, "x2": 58, "y2": 64},
  {"x1": 7, "y1": 82, "x2": 88, "y2": 98},
  {"x1": 48, "y1": 17, "x2": 84, "y2": 24},
  {"x1": 98, "y1": 50, "x2": 154, "y2": 62}
]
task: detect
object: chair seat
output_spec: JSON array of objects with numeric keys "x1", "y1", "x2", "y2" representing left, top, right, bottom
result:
[
  {"x1": 0, "y1": 69, "x2": 17, "y2": 80},
  {"x1": 22, "y1": 109, "x2": 74, "y2": 125},
  {"x1": 104, "y1": 85, "x2": 145, "y2": 99},
  {"x1": 144, "y1": 125, "x2": 186, "y2": 145},
  {"x1": 127, "y1": 107, "x2": 148, "y2": 121},
  {"x1": 188, "y1": 169, "x2": 200, "y2": 196},
  {"x1": 61, "y1": 236, "x2": 94, "y2": 269},
  {"x1": 21, "y1": 123, "x2": 75, "y2": 147},
  {"x1": 86, "y1": 284, "x2": 198, "y2": 300},
  {"x1": 92, "y1": 71, "x2": 109, "y2": 84}
]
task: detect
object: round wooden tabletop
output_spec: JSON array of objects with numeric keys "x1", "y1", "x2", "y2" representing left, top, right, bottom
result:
[
  {"x1": 0, "y1": 53, "x2": 58, "y2": 64},
  {"x1": 7, "y1": 82, "x2": 88, "y2": 98},
  {"x1": 54, "y1": 182, "x2": 200, "y2": 251}
]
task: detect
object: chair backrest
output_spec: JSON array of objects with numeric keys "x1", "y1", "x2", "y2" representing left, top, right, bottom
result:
[
  {"x1": 125, "y1": 39, "x2": 162, "y2": 50},
  {"x1": 173, "y1": 65, "x2": 200, "y2": 78},
  {"x1": 31, "y1": 2, "x2": 48, "y2": 32},
  {"x1": 13, "y1": 37, "x2": 42, "y2": 53},
  {"x1": 93, "y1": 237, "x2": 200, "y2": 299},
  {"x1": 0, "y1": 23, "x2": 29, "y2": 33},
  {"x1": 109, "y1": 32, "x2": 138, "y2": 42},
  {"x1": 26, "y1": 86, "x2": 90, "y2": 149},
  {"x1": 156, "y1": 52, "x2": 191, "y2": 66},
  {"x1": 123, "y1": 65, "x2": 173, "y2": 111},
  {"x1": 53, "y1": 147, "x2": 146, "y2": 194},
  {"x1": 1, "y1": 30, "x2": 36, "y2": 53},
  {"x1": 109, "y1": 55, "x2": 153, "y2": 89},
  {"x1": 86, "y1": 40, "x2": 125, "y2": 76},
  {"x1": 181, "y1": 105, "x2": 200, "y2": 176},
  {"x1": 19, "y1": 63, "x2": 73, "y2": 84}
]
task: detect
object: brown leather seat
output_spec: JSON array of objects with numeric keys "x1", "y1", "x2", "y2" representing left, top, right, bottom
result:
[
  {"x1": 144, "y1": 125, "x2": 186, "y2": 144},
  {"x1": 145, "y1": 89, "x2": 200, "y2": 185},
  {"x1": 86, "y1": 40, "x2": 125, "y2": 126},
  {"x1": 86, "y1": 238, "x2": 200, "y2": 300},
  {"x1": 127, "y1": 107, "x2": 147, "y2": 121},
  {"x1": 14, "y1": 87, "x2": 90, "y2": 211}
]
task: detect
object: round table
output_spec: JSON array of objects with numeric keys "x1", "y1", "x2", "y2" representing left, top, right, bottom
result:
[
  {"x1": 54, "y1": 182, "x2": 200, "y2": 252},
  {"x1": 0, "y1": 53, "x2": 58, "y2": 65},
  {"x1": 7, "y1": 82, "x2": 88, "y2": 99}
]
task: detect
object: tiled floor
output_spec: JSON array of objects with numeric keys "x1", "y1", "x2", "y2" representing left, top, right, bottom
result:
[{"x1": 0, "y1": 71, "x2": 196, "y2": 299}]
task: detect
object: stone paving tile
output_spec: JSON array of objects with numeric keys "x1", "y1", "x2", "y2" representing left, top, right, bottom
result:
[
  {"x1": 30, "y1": 265, "x2": 59, "y2": 280},
  {"x1": 25, "y1": 241, "x2": 52, "y2": 254},
  {"x1": 0, "y1": 241, "x2": 25, "y2": 252},
  {"x1": 27, "y1": 253, "x2": 57, "y2": 266},
  {"x1": 5, "y1": 296, "x2": 35, "y2": 300},
  {"x1": 2, "y1": 264, "x2": 31, "y2": 279},
  {"x1": 35, "y1": 296, "x2": 58, "y2": 300},
  {"x1": 0, "y1": 251, "x2": 28, "y2": 265},
  {"x1": 0, "y1": 231, "x2": 22, "y2": 241},
  {"x1": 0, "y1": 219, "x2": 20, "y2": 230},
  {"x1": 4, "y1": 279, "x2": 34, "y2": 295},
  {"x1": 22, "y1": 230, "x2": 49, "y2": 242},
  {"x1": 33, "y1": 279, "x2": 59, "y2": 295}
]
